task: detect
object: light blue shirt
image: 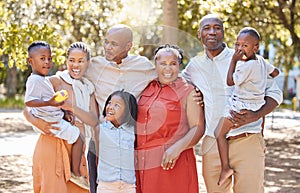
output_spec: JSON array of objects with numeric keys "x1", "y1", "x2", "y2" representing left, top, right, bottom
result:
[{"x1": 97, "y1": 120, "x2": 135, "y2": 184}]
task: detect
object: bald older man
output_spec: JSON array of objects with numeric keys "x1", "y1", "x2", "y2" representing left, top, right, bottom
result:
[
  {"x1": 85, "y1": 24, "x2": 157, "y2": 193},
  {"x1": 182, "y1": 14, "x2": 282, "y2": 193},
  {"x1": 86, "y1": 24, "x2": 156, "y2": 119}
]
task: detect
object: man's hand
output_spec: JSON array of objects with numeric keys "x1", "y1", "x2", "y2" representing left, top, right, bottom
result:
[
  {"x1": 193, "y1": 87, "x2": 204, "y2": 107},
  {"x1": 229, "y1": 109, "x2": 260, "y2": 128}
]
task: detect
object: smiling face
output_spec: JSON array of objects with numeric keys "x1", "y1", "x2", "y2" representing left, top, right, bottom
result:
[
  {"x1": 66, "y1": 48, "x2": 90, "y2": 80},
  {"x1": 28, "y1": 47, "x2": 52, "y2": 76},
  {"x1": 155, "y1": 49, "x2": 180, "y2": 85},
  {"x1": 105, "y1": 94, "x2": 126, "y2": 128}
]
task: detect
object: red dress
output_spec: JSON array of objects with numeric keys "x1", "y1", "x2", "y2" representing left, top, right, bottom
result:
[{"x1": 136, "y1": 78, "x2": 199, "y2": 193}]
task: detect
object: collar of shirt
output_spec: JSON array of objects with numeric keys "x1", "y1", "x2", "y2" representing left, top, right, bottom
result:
[
  {"x1": 103, "y1": 119, "x2": 132, "y2": 131},
  {"x1": 152, "y1": 77, "x2": 187, "y2": 89},
  {"x1": 204, "y1": 43, "x2": 232, "y2": 62},
  {"x1": 108, "y1": 55, "x2": 131, "y2": 68}
]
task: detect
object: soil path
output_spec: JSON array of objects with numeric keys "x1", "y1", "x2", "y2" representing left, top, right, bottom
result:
[{"x1": 0, "y1": 109, "x2": 299, "y2": 193}]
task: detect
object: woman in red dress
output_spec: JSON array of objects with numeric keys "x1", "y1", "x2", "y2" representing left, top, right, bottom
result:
[{"x1": 135, "y1": 44, "x2": 205, "y2": 193}]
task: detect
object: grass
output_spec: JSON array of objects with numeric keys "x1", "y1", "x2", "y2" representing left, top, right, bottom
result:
[
  {"x1": 0, "y1": 96, "x2": 297, "y2": 111},
  {"x1": 279, "y1": 103, "x2": 293, "y2": 110},
  {"x1": 279, "y1": 99, "x2": 296, "y2": 111},
  {"x1": 0, "y1": 97, "x2": 25, "y2": 109}
]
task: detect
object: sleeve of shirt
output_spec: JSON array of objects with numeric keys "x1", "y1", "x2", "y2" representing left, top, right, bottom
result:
[
  {"x1": 24, "y1": 76, "x2": 43, "y2": 103},
  {"x1": 181, "y1": 61, "x2": 194, "y2": 83},
  {"x1": 265, "y1": 77, "x2": 283, "y2": 106},
  {"x1": 266, "y1": 62, "x2": 276, "y2": 75}
]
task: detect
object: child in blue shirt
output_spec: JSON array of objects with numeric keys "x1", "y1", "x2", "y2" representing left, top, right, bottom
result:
[{"x1": 96, "y1": 90, "x2": 137, "y2": 193}]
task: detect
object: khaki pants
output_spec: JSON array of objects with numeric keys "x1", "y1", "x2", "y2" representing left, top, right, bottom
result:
[
  {"x1": 202, "y1": 133, "x2": 265, "y2": 193},
  {"x1": 97, "y1": 180, "x2": 136, "y2": 193}
]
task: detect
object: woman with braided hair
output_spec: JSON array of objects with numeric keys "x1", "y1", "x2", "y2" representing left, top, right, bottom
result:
[
  {"x1": 135, "y1": 44, "x2": 205, "y2": 193},
  {"x1": 24, "y1": 42, "x2": 99, "y2": 193}
]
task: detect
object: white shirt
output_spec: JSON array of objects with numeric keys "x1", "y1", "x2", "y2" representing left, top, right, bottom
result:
[
  {"x1": 182, "y1": 45, "x2": 283, "y2": 137},
  {"x1": 85, "y1": 55, "x2": 157, "y2": 119},
  {"x1": 25, "y1": 74, "x2": 63, "y2": 122},
  {"x1": 232, "y1": 55, "x2": 276, "y2": 105}
]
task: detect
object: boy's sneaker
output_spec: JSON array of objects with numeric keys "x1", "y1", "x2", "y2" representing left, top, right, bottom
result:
[{"x1": 70, "y1": 173, "x2": 89, "y2": 190}]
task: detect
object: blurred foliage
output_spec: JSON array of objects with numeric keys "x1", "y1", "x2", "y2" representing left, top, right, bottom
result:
[
  {"x1": 0, "y1": 0, "x2": 124, "y2": 97},
  {"x1": 0, "y1": 0, "x2": 299, "y2": 99},
  {"x1": 177, "y1": 0, "x2": 300, "y2": 98},
  {"x1": 178, "y1": 0, "x2": 300, "y2": 62},
  {"x1": 278, "y1": 101, "x2": 293, "y2": 110},
  {"x1": 0, "y1": 97, "x2": 25, "y2": 109}
]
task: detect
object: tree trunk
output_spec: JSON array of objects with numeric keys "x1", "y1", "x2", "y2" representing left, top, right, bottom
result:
[
  {"x1": 6, "y1": 65, "x2": 18, "y2": 98},
  {"x1": 282, "y1": 71, "x2": 289, "y2": 100},
  {"x1": 162, "y1": 0, "x2": 178, "y2": 45}
]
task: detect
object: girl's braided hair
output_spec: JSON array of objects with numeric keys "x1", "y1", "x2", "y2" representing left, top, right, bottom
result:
[{"x1": 66, "y1": 42, "x2": 91, "y2": 60}]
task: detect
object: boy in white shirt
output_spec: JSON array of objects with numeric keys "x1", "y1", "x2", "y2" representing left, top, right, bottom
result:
[{"x1": 214, "y1": 27, "x2": 279, "y2": 186}]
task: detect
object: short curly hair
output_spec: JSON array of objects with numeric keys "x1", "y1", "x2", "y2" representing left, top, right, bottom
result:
[
  {"x1": 238, "y1": 27, "x2": 261, "y2": 41},
  {"x1": 154, "y1": 44, "x2": 184, "y2": 65},
  {"x1": 28, "y1": 41, "x2": 50, "y2": 54}
]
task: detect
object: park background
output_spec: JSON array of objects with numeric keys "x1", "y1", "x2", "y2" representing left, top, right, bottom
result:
[
  {"x1": 0, "y1": 0, "x2": 299, "y2": 192},
  {"x1": 0, "y1": 0, "x2": 300, "y2": 106}
]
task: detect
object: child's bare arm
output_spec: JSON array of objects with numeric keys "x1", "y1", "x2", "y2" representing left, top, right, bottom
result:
[
  {"x1": 227, "y1": 59, "x2": 237, "y2": 86},
  {"x1": 62, "y1": 93, "x2": 99, "y2": 128},
  {"x1": 227, "y1": 50, "x2": 243, "y2": 86},
  {"x1": 25, "y1": 99, "x2": 51, "y2": 107},
  {"x1": 25, "y1": 96, "x2": 64, "y2": 107}
]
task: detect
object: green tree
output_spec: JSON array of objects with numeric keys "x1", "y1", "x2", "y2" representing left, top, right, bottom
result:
[
  {"x1": 26, "y1": 0, "x2": 123, "y2": 55},
  {"x1": 220, "y1": 0, "x2": 300, "y2": 99},
  {"x1": 2, "y1": 0, "x2": 299, "y2": 100},
  {"x1": 0, "y1": 1, "x2": 65, "y2": 97},
  {"x1": 0, "y1": 0, "x2": 122, "y2": 98},
  {"x1": 177, "y1": 0, "x2": 300, "y2": 99}
]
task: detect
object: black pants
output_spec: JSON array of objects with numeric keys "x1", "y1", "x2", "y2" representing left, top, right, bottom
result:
[{"x1": 88, "y1": 140, "x2": 97, "y2": 193}]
